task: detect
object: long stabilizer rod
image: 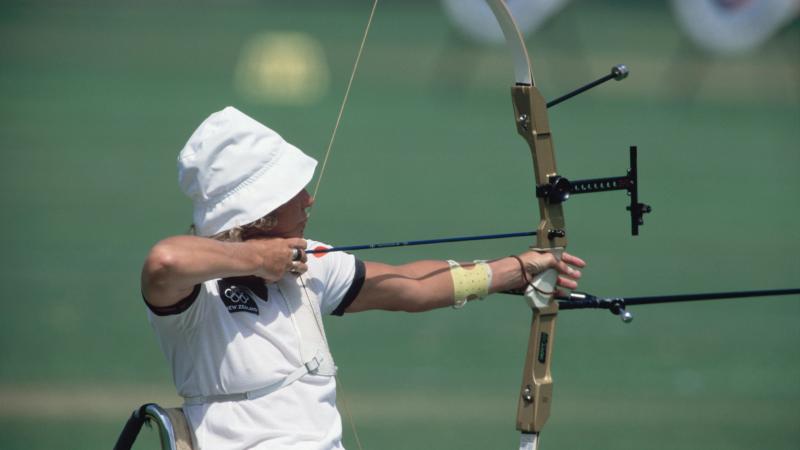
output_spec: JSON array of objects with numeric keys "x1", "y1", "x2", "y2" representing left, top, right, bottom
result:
[
  {"x1": 557, "y1": 288, "x2": 800, "y2": 322},
  {"x1": 306, "y1": 230, "x2": 537, "y2": 254}
]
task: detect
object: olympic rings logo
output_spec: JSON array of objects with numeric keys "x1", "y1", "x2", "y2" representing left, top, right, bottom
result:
[{"x1": 224, "y1": 287, "x2": 251, "y2": 304}]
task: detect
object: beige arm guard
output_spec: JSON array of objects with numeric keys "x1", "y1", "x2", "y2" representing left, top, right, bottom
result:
[{"x1": 447, "y1": 260, "x2": 493, "y2": 308}]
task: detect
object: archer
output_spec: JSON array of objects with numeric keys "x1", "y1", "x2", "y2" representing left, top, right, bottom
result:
[{"x1": 139, "y1": 106, "x2": 586, "y2": 449}]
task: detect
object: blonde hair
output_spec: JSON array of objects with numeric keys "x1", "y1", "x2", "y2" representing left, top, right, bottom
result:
[{"x1": 190, "y1": 212, "x2": 278, "y2": 242}]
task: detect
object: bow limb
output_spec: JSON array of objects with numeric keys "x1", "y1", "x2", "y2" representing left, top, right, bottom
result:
[{"x1": 485, "y1": 1, "x2": 566, "y2": 448}]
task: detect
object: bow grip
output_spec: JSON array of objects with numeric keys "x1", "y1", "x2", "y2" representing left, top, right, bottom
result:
[{"x1": 525, "y1": 249, "x2": 563, "y2": 309}]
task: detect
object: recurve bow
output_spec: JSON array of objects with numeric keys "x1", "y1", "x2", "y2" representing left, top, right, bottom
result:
[{"x1": 484, "y1": 1, "x2": 582, "y2": 448}]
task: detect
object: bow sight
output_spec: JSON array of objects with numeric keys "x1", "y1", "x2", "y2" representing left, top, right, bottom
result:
[
  {"x1": 532, "y1": 65, "x2": 652, "y2": 236},
  {"x1": 535, "y1": 146, "x2": 651, "y2": 236}
]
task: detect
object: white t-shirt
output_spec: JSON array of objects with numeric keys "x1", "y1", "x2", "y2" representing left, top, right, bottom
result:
[{"x1": 147, "y1": 240, "x2": 364, "y2": 450}]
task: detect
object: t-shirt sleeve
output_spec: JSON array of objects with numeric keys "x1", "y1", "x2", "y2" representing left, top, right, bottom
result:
[
  {"x1": 144, "y1": 282, "x2": 210, "y2": 332},
  {"x1": 309, "y1": 241, "x2": 365, "y2": 316},
  {"x1": 331, "y1": 258, "x2": 365, "y2": 316}
]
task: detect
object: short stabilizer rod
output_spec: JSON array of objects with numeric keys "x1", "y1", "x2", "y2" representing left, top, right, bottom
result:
[{"x1": 546, "y1": 64, "x2": 629, "y2": 109}]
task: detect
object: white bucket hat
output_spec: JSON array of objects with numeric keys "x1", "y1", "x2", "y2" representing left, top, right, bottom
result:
[{"x1": 178, "y1": 106, "x2": 317, "y2": 237}]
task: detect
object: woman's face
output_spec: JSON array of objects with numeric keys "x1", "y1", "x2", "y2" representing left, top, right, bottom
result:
[{"x1": 267, "y1": 189, "x2": 314, "y2": 238}]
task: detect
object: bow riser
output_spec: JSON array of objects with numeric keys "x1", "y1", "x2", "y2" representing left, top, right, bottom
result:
[
  {"x1": 511, "y1": 86, "x2": 567, "y2": 249},
  {"x1": 511, "y1": 85, "x2": 565, "y2": 437},
  {"x1": 516, "y1": 301, "x2": 558, "y2": 432}
]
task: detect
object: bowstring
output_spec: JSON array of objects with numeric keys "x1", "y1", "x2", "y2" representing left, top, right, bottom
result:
[
  {"x1": 302, "y1": 2, "x2": 378, "y2": 449},
  {"x1": 300, "y1": 276, "x2": 365, "y2": 450},
  {"x1": 309, "y1": 0, "x2": 379, "y2": 206}
]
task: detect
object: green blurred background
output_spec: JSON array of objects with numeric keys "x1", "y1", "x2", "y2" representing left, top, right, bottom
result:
[{"x1": 1, "y1": 1, "x2": 798, "y2": 449}]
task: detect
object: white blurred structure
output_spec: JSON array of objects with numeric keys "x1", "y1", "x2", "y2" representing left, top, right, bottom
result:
[
  {"x1": 671, "y1": 0, "x2": 800, "y2": 55},
  {"x1": 441, "y1": 0, "x2": 571, "y2": 45},
  {"x1": 234, "y1": 32, "x2": 330, "y2": 105}
]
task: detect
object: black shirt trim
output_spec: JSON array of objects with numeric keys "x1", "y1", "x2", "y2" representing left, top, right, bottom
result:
[
  {"x1": 332, "y1": 258, "x2": 365, "y2": 316},
  {"x1": 143, "y1": 284, "x2": 201, "y2": 316}
]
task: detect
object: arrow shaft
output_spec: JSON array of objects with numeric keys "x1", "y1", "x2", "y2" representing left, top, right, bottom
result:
[{"x1": 306, "y1": 230, "x2": 537, "y2": 254}]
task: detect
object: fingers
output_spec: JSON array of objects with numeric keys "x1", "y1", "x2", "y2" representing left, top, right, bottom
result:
[
  {"x1": 287, "y1": 260, "x2": 308, "y2": 276},
  {"x1": 290, "y1": 248, "x2": 307, "y2": 262},
  {"x1": 249, "y1": 237, "x2": 309, "y2": 280},
  {"x1": 554, "y1": 259, "x2": 582, "y2": 280},
  {"x1": 556, "y1": 275, "x2": 579, "y2": 290},
  {"x1": 560, "y1": 251, "x2": 586, "y2": 269},
  {"x1": 285, "y1": 238, "x2": 308, "y2": 274},
  {"x1": 554, "y1": 253, "x2": 582, "y2": 289},
  {"x1": 287, "y1": 238, "x2": 307, "y2": 263},
  {"x1": 519, "y1": 250, "x2": 585, "y2": 292},
  {"x1": 551, "y1": 251, "x2": 583, "y2": 278},
  {"x1": 286, "y1": 237, "x2": 308, "y2": 249}
]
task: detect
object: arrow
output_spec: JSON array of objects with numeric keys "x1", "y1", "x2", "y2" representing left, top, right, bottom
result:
[{"x1": 304, "y1": 230, "x2": 537, "y2": 255}]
